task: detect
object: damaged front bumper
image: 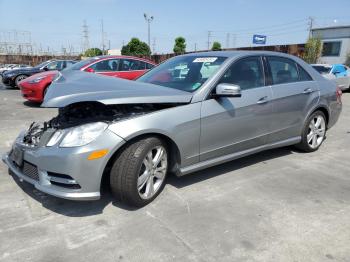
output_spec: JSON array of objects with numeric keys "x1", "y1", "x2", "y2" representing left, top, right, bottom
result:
[{"x1": 2, "y1": 129, "x2": 125, "y2": 201}]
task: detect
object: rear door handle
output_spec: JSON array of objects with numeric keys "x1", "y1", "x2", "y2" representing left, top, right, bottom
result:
[
  {"x1": 257, "y1": 96, "x2": 268, "y2": 104},
  {"x1": 303, "y1": 88, "x2": 313, "y2": 94}
]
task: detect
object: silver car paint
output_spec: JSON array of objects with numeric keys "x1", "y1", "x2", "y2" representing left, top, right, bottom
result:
[
  {"x1": 3, "y1": 51, "x2": 342, "y2": 200},
  {"x1": 42, "y1": 70, "x2": 193, "y2": 107}
]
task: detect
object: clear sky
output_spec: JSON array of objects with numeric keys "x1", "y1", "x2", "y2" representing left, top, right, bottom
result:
[{"x1": 1, "y1": 0, "x2": 350, "y2": 54}]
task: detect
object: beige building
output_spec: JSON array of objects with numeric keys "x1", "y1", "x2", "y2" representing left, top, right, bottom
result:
[
  {"x1": 312, "y1": 25, "x2": 350, "y2": 64},
  {"x1": 107, "y1": 49, "x2": 121, "y2": 55}
]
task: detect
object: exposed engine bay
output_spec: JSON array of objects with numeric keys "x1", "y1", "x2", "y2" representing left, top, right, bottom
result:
[{"x1": 22, "y1": 102, "x2": 182, "y2": 146}]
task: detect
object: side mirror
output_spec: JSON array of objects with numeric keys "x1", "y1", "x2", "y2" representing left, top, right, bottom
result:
[
  {"x1": 42, "y1": 66, "x2": 49, "y2": 71},
  {"x1": 85, "y1": 67, "x2": 95, "y2": 73},
  {"x1": 333, "y1": 70, "x2": 340, "y2": 76},
  {"x1": 215, "y1": 83, "x2": 242, "y2": 97}
]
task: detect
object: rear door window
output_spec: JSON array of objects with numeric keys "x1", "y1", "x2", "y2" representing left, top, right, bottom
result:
[
  {"x1": 267, "y1": 57, "x2": 299, "y2": 85},
  {"x1": 297, "y1": 64, "x2": 313, "y2": 81},
  {"x1": 146, "y1": 63, "x2": 155, "y2": 69},
  {"x1": 89, "y1": 59, "x2": 119, "y2": 72},
  {"x1": 120, "y1": 59, "x2": 146, "y2": 71}
]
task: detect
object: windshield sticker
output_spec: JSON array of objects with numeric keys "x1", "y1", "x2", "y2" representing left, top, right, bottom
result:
[
  {"x1": 193, "y1": 57, "x2": 217, "y2": 63},
  {"x1": 192, "y1": 82, "x2": 202, "y2": 90}
]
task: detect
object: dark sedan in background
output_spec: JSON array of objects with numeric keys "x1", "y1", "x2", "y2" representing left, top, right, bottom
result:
[{"x1": 1, "y1": 59, "x2": 77, "y2": 87}]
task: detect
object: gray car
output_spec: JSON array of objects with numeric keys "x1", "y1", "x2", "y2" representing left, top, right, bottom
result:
[{"x1": 2, "y1": 51, "x2": 342, "y2": 207}]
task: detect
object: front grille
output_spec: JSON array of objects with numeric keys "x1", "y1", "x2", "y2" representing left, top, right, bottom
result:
[{"x1": 22, "y1": 161, "x2": 39, "y2": 181}]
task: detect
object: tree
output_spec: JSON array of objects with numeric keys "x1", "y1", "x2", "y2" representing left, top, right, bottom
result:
[
  {"x1": 84, "y1": 48, "x2": 103, "y2": 57},
  {"x1": 121, "y1": 38, "x2": 151, "y2": 56},
  {"x1": 211, "y1": 41, "x2": 222, "y2": 51},
  {"x1": 302, "y1": 37, "x2": 323, "y2": 64},
  {"x1": 173, "y1": 37, "x2": 186, "y2": 54},
  {"x1": 345, "y1": 53, "x2": 350, "y2": 67}
]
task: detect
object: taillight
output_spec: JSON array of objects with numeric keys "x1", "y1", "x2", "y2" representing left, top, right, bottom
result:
[{"x1": 336, "y1": 86, "x2": 342, "y2": 104}]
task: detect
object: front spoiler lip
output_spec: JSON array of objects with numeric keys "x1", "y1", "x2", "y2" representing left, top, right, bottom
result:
[{"x1": 2, "y1": 153, "x2": 100, "y2": 201}]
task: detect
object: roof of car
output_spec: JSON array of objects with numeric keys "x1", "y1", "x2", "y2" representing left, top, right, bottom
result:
[
  {"x1": 93, "y1": 55, "x2": 156, "y2": 64},
  {"x1": 311, "y1": 64, "x2": 333, "y2": 68},
  {"x1": 312, "y1": 63, "x2": 347, "y2": 68},
  {"x1": 182, "y1": 50, "x2": 299, "y2": 58}
]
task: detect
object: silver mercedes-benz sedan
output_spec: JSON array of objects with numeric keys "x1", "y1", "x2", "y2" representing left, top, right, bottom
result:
[{"x1": 2, "y1": 51, "x2": 342, "y2": 207}]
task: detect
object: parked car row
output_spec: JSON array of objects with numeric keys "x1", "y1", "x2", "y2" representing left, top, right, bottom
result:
[
  {"x1": 1, "y1": 59, "x2": 77, "y2": 88},
  {"x1": 2, "y1": 56, "x2": 156, "y2": 103},
  {"x1": 0, "y1": 63, "x2": 32, "y2": 76},
  {"x1": 312, "y1": 63, "x2": 350, "y2": 91},
  {"x1": 1, "y1": 51, "x2": 342, "y2": 207}
]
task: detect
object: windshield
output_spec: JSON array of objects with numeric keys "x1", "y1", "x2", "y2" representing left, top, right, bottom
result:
[
  {"x1": 137, "y1": 56, "x2": 227, "y2": 92},
  {"x1": 68, "y1": 57, "x2": 100, "y2": 70},
  {"x1": 312, "y1": 65, "x2": 332, "y2": 74}
]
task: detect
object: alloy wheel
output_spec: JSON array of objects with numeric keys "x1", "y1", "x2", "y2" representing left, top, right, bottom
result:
[
  {"x1": 16, "y1": 75, "x2": 27, "y2": 85},
  {"x1": 307, "y1": 115, "x2": 326, "y2": 149},
  {"x1": 137, "y1": 146, "x2": 167, "y2": 199}
]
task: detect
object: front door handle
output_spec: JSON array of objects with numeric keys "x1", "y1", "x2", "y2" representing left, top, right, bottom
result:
[
  {"x1": 257, "y1": 96, "x2": 268, "y2": 104},
  {"x1": 303, "y1": 88, "x2": 313, "y2": 94}
]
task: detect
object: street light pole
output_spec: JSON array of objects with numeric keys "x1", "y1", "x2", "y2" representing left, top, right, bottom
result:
[{"x1": 144, "y1": 13, "x2": 154, "y2": 51}]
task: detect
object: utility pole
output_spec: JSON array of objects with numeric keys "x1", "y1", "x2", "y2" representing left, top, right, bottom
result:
[
  {"x1": 152, "y1": 37, "x2": 156, "y2": 54},
  {"x1": 82, "y1": 20, "x2": 89, "y2": 53},
  {"x1": 226, "y1": 33, "x2": 230, "y2": 49},
  {"x1": 144, "y1": 13, "x2": 154, "y2": 49},
  {"x1": 207, "y1": 31, "x2": 212, "y2": 50},
  {"x1": 308, "y1": 17, "x2": 314, "y2": 38},
  {"x1": 101, "y1": 19, "x2": 105, "y2": 54}
]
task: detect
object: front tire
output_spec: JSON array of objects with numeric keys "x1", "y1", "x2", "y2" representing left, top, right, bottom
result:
[
  {"x1": 110, "y1": 137, "x2": 168, "y2": 207},
  {"x1": 15, "y1": 74, "x2": 28, "y2": 87},
  {"x1": 295, "y1": 111, "x2": 327, "y2": 152}
]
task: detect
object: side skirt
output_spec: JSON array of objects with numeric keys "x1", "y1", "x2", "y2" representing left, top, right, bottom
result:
[{"x1": 178, "y1": 137, "x2": 301, "y2": 176}]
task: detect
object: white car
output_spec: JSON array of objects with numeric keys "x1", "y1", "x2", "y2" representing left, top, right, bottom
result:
[{"x1": 312, "y1": 64, "x2": 350, "y2": 91}]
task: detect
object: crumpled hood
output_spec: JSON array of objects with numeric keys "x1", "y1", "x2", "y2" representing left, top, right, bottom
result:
[{"x1": 41, "y1": 70, "x2": 193, "y2": 108}]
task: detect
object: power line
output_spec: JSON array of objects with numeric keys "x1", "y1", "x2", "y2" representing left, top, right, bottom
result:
[
  {"x1": 214, "y1": 19, "x2": 308, "y2": 33},
  {"x1": 210, "y1": 23, "x2": 308, "y2": 37}
]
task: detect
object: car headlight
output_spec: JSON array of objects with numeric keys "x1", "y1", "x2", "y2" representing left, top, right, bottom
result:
[
  {"x1": 46, "y1": 130, "x2": 65, "y2": 147},
  {"x1": 59, "y1": 122, "x2": 108, "y2": 148},
  {"x1": 29, "y1": 76, "x2": 47, "y2": 83}
]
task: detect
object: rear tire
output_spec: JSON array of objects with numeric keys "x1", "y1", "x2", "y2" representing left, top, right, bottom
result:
[
  {"x1": 295, "y1": 110, "x2": 327, "y2": 152},
  {"x1": 110, "y1": 137, "x2": 168, "y2": 207}
]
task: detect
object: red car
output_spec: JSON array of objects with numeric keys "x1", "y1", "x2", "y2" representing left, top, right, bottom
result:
[{"x1": 19, "y1": 55, "x2": 156, "y2": 103}]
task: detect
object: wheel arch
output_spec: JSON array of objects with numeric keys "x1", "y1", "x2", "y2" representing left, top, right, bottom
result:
[
  {"x1": 100, "y1": 132, "x2": 182, "y2": 191},
  {"x1": 309, "y1": 106, "x2": 330, "y2": 126}
]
